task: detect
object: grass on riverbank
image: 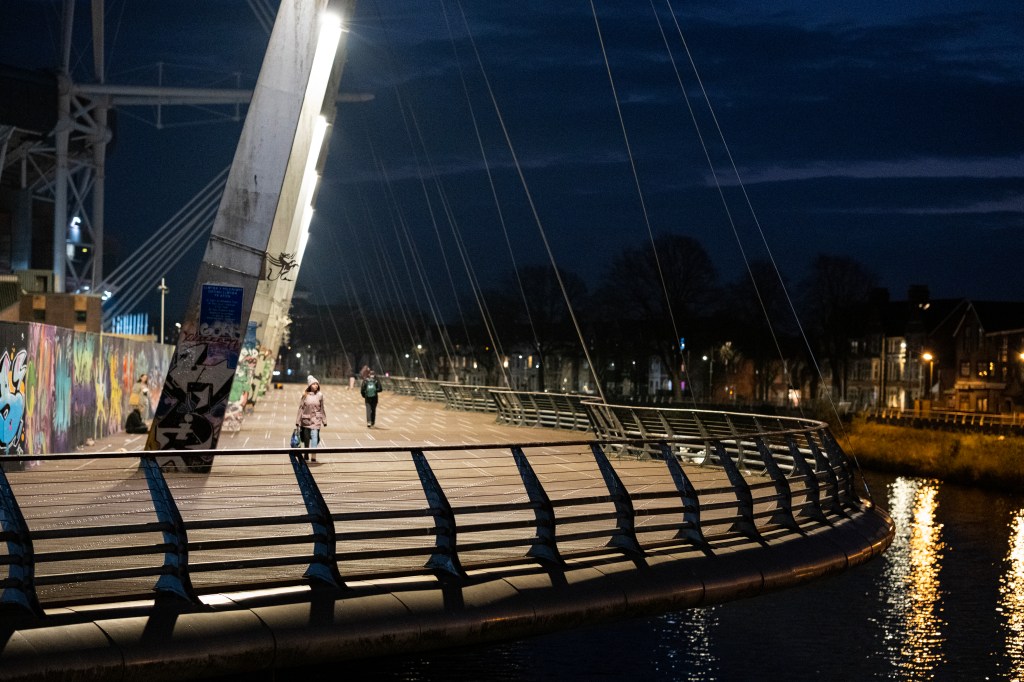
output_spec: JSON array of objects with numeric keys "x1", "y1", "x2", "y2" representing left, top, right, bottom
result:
[{"x1": 843, "y1": 418, "x2": 1024, "y2": 490}]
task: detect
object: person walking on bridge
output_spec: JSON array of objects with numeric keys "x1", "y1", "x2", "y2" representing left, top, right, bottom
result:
[
  {"x1": 361, "y1": 370, "x2": 382, "y2": 428},
  {"x1": 295, "y1": 375, "x2": 327, "y2": 461}
]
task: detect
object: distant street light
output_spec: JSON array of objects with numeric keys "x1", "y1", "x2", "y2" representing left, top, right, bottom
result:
[
  {"x1": 702, "y1": 354, "x2": 713, "y2": 402},
  {"x1": 157, "y1": 278, "x2": 169, "y2": 343},
  {"x1": 922, "y1": 352, "x2": 935, "y2": 398}
]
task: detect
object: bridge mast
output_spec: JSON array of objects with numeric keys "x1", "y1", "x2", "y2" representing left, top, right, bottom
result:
[{"x1": 147, "y1": 0, "x2": 355, "y2": 451}]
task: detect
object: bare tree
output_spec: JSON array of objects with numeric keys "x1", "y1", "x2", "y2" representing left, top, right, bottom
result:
[
  {"x1": 802, "y1": 254, "x2": 878, "y2": 400},
  {"x1": 595, "y1": 234, "x2": 717, "y2": 401},
  {"x1": 483, "y1": 265, "x2": 589, "y2": 391}
]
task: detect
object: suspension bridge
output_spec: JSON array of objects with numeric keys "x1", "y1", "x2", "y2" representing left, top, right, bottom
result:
[{"x1": 0, "y1": 3, "x2": 899, "y2": 679}]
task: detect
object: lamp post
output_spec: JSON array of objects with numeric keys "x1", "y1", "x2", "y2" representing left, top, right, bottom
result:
[
  {"x1": 702, "y1": 354, "x2": 713, "y2": 403},
  {"x1": 157, "y1": 277, "x2": 169, "y2": 343},
  {"x1": 922, "y1": 352, "x2": 934, "y2": 405}
]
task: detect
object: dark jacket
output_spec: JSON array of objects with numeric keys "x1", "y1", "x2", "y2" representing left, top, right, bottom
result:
[
  {"x1": 360, "y1": 377, "x2": 382, "y2": 400},
  {"x1": 125, "y1": 409, "x2": 148, "y2": 434}
]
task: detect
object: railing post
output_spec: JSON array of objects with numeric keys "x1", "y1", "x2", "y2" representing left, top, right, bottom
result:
[
  {"x1": 0, "y1": 464, "x2": 42, "y2": 617},
  {"x1": 140, "y1": 456, "x2": 200, "y2": 605},
  {"x1": 691, "y1": 413, "x2": 714, "y2": 464},
  {"x1": 589, "y1": 443, "x2": 642, "y2": 556},
  {"x1": 723, "y1": 414, "x2": 748, "y2": 470},
  {"x1": 785, "y1": 435, "x2": 827, "y2": 523},
  {"x1": 804, "y1": 432, "x2": 843, "y2": 514},
  {"x1": 289, "y1": 453, "x2": 344, "y2": 589},
  {"x1": 656, "y1": 443, "x2": 706, "y2": 548},
  {"x1": 511, "y1": 447, "x2": 563, "y2": 566},
  {"x1": 753, "y1": 437, "x2": 799, "y2": 532},
  {"x1": 411, "y1": 450, "x2": 465, "y2": 580},
  {"x1": 712, "y1": 441, "x2": 761, "y2": 541},
  {"x1": 819, "y1": 429, "x2": 857, "y2": 502}
]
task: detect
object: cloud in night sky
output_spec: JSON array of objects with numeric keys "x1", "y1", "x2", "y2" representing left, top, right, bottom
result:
[{"x1": 1, "y1": 0, "x2": 1021, "y2": 327}]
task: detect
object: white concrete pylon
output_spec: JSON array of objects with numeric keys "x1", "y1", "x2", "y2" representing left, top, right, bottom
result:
[{"x1": 147, "y1": 0, "x2": 356, "y2": 452}]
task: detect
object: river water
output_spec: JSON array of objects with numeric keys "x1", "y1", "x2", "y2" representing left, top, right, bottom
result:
[{"x1": 338, "y1": 471, "x2": 1023, "y2": 681}]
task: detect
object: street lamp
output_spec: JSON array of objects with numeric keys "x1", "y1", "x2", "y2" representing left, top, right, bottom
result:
[
  {"x1": 922, "y1": 352, "x2": 935, "y2": 399},
  {"x1": 157, "y1": 277, "x2": 169, "y2": 343},
  {"x1": 702, "y1": 354, "x2": 713, "y2": 402}
]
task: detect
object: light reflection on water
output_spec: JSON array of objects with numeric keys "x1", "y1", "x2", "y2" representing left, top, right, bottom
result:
[
  {"x1": 878, "y1": 477, "x2": 946, "y2": 679},
  {"x1": 654, "y1": 607, "x2": 718, "y2": 681},
  {"x1": 310, "y1": 472, "x2": 1024, "y2": 681},
  {"x1": 1001, "y1": 509, "x2": 1024, "y2": 678}
]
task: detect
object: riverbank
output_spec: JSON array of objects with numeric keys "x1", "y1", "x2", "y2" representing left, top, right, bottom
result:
[{"x1": 843, "y1": 418, "x2": 1024, "y2": 491}]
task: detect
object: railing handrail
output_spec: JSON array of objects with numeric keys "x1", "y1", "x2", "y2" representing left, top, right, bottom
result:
[
  {"x1": 866, "y1": 406, "x2": 1023, "y2": 429},
  {"x1": 0, "y1": 420, "x2": 856, "y2": 616}
]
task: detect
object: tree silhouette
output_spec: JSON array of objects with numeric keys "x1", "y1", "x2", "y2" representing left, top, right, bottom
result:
[
  {"x1": 483, "y1": 264, "x2": 589, "y2": 391},
  {"x1": 802, "y1": 254, "x2": 878, "y2": 400},
  {"x1": 594, "y1": 234, "x2": 717, "y2": 400}
]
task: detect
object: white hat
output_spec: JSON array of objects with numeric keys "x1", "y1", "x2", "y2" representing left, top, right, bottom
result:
[{"x1": 307, "y1": 375, "x2": 319, "y2": 387}]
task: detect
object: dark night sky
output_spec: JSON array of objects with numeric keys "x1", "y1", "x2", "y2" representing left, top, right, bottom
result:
[{"x1": 2, "y1": 1, "x2": 1022, "y2": 327}]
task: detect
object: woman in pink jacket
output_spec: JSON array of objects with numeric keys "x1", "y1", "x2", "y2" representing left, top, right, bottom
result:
[{"x1": 295, "y1": 375, "x2": 327, "y2": 461}]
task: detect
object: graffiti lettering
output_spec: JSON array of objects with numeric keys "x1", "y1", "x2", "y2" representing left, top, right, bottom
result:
[{"x1": 0, "y1": 349, "x2": 28, "y2": 455}]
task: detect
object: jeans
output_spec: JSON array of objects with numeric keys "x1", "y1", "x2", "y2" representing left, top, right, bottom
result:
[
  {"x1": 300, "y1": 427, "x2": 319, "y2": 447},
  {"x1": 365, "y1": 398, "x2": 378, "y2": 426}
]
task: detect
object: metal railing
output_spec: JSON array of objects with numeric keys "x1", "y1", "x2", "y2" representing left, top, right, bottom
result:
[
  {"x1": 490, "y1": 390, "x2": 592, "y2": 431},
  {"x1": 383, "y1": 377, "x2": 447, "y2": 402},
  {"x1": 866, "y1": 407, "x2": 1024, "y2": 434},
  {"x1": 439, "y1": 383, "x2": 499, "y2": 413},
  {"x1": 0, "y1": 424, "x2": 859, "y2": 616}
]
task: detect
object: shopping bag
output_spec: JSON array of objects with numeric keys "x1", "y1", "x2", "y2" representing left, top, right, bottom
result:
[{"x1": 290, "y1": 428, "x2": 300, "y2": 448}]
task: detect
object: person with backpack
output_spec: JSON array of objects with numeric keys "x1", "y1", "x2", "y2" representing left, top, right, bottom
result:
[{"x1": 360, "y1": 370, "x2": 382, "y2": 427}]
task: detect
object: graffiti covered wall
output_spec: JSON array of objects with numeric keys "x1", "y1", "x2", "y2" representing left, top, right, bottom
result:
[{"x1": 0, "y1": 322, "x2": 173, "y2": 455}]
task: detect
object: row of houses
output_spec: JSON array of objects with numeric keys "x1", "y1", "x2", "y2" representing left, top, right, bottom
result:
[
  {"x1": 841, "y1": 293, "x2": 1024, "y2": 415},
  {"x1": 283, "y1": 287, "x2": 1024, "y2": 418}
]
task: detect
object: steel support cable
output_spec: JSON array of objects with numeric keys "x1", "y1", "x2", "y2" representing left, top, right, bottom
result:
[
  {"x1": 106, "y1": 0, "x2": 129, "y2": 78},
  {"x1": 101, "y1": 194, "x2": 218, "y2": 322},
  {"x1": 305, "y1": 247, "x2": 348, "y2": 372},
  {"x1": 99, "y1": 165, "x2": 228, "y2": 290},
  {"x1": 375, "y1": 158, "x2": 461, "y2": 380},
  {"x1": 100, "y1": 190, "x2": 219, "y2": 324},
  {"x1": 359, "y1": 175, "x2": 436, "y2": 372},
  {"x1": 246, "y1": 0, "x2": 274, "y2": 35},
  {"x1": 365, "y1": 140, "x2": 432, "y2": 345},
  {"x1": 347, "y1": 186, "x2": 418, "y2": 366},
  {"x1": 293, "y1": 213, "x2": 355, "y2": 365},
  {"x1": 650, "y1": 2, "x2": 794, "y2": 416},
  {"x1": 590, "y1": 0, "x2": 695, "y2": 408},
  {"x1": 340, "y1": 217, "x2": 403, "y2": 376},
  {"x1": 439, "y1": 203, "x2": 514, "y2": 389},
  {"x1": 421, "y1": 7, "x2": 516, "y2": 385},
  {"x1": 96, "y1": 171, "x2": 219, "y2": 290},
  {"x1": 310, "y1": 249, "x2": 353, "y2": 375},
  {"x1": 399, "y1": 105, "x2": 476, "y2": 355},
  {"x1": 409, "y1": 112, "x2": 513, "y2": 388},
  {"x1": 357, "y1": 178, "x2": 423, "y2": 371},
  {"x1": 336, "y1": 201, "x2": 404, "y2": 373},
  {"x1": 659, "y1": 2, "x2": 806, "y2": 412},
  {"x1": 663, "y1": 1, "x2": 869, "y2": 497},
  {"x1": 432, "y1": 181, "x2": 514, "y2": 389},
  {"x1": 370, "y1": 99, "x2": 465, "y2": 379},
  {"x1": 364, "y1": 11, "x2": 461, "y2": 378},
  {"x1": 440, "y1": 0, "x2": 543, "y2": 368},
  {"x1": 456, "y1": 0, "x2": 608, "y2": 404}
]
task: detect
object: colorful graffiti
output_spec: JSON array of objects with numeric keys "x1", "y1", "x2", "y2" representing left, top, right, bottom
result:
[
  {"x1": 0, "y1": 348, "x2": 28, "y2": 454},
  {"x1": 0, "y1": 322, "x2": 173, "y2": 456},
  {"x1": 223, "y1": 323, "x2": 265, "y2": 434}
]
